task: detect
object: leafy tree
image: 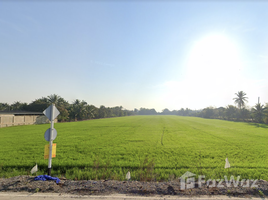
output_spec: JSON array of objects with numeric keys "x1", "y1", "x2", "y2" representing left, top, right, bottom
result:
[
  {"x1": 85, "y1": 105, "x2": 98, "y2": 119},
  {"x1": 217, "y1": 107, "x2": 225, "y2": 119},
  {"x1": 2, "y1": 95, "x2": 135, "y2": 122},
  {"x1": 57, "y1": 107, "x2": 69, "y2": 122},
  {"x1": 148, "y1": 108, "x2": 157, "y2": 115},
  {"x1": 200, "y1": 107, "x2": 215, "y2": 118},
  {"x1": 264, "y1": 103, "x2": 268, "y2": 124},
  {"x1": 69, "y1": 99, "x2": 88, "y2": 121},
  {"x1": 185, "y1": 108, "x2": 192, "y2": 116},
  {"x1": 252, "y1": 103, "x2": 267, "y2": 123},
  {"x1": 225, "y1": 105, "x2": 238, "y2": 120},
  {"x1": 134, "y1": 108, "x2": 138, "y2": 114},
  {"x1": 112, "y1": 106, "x2": 123, "y2": 117},
  {"x1": 178, "y1": 108, "x2": 185, "y2": 116},
  {"x1": 98, "y1": 105, "x2": 107, "y2": 118},
  {"x1": 27, "y1": 97, "x2": 49, "y2": 112},
  {"x1": 171, "y1": 110, "x2": 178, "y2": 115},
  {"x1": 233, "y1": 91, "x2": 248, "y2": 109},
  {"x1": 138, "y1": 108, "x2": 157, "y2": 115},
  {"x1": 10, "y1": 101, "x2": 28, "y2": 111},
  {"x1": 162, "y1": 108, "x2": 171, "y2": 115},
  {"x1": 239, "y1": 107, "x2": 250, "y2": 121},
  {"x1": 0, "y1": 103, "x2": 10, "y2": 111},
  {"x1": 123, "y1": 109, "x2": 134, "y2": 116}
]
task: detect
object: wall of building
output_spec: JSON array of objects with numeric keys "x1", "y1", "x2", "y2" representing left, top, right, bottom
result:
[{"x1": 0, "y1": 115, "x2": 53, "y2": 128}]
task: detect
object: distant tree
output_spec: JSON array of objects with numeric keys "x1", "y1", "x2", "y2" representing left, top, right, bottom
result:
[
  {"x1": 217, "y1": 107, "x2": 225, "y2": 119},
  {"x1": 123, "y1": 109, "x2": 134, "y2": 116},
  {"x1": 69, "y1": 99, "x2": 88, "y2": 121},
  {"x1": 178, "y1": 108, "x2": 185, "y2": 116},
  {"x1": 119, "y1": 106, "x2": 124, "y2": 116},
  {"x1": 264, "y1": 103, "x2": 268, "y2": 124},
  {"x1": 201, "y1": 107, "x2": 214, "y2": 118},
  {"x1": 161, "y1": 108, "x2": 171, "y2": 115},
  {"x1": 112, "y1": 106, "x2": 123, "y2": 117},
  {"x1": 134, "y1": 108, "x2": 139, "y2": 114},
  {"x1": 10, "y1": 101, "x2": 28, "y2": 111},
  {"x1": 3, "y1": 95, "x2": 135, "y2": 122},
  {"x1": 149, "y1": 109, "x2": 157, "y2": 115},
  {"x1": 56, "y1": 107, "x2": 69, "y2": 122},
  {"x1": 177, "y1": 108, "x2": 194, "y2": 116},
  {"x1": 252, "y1": 103, "x2": 267, "y2": 123},
  {"x1": 138, "y1": 108, "x2": 157, "y2": 115},
  {"x1": 225, "y1": 105, "x2": 238, "y2": 120},
  {"x1": 47, "y1": 94, "x2": 59, "y2": 105},
  {"x1": 184, "y1": 108, "x2": 191, "y2": 116},
  {"x1": 45, "y1": 94, "x2": 70, "y2": 122},
  {"x1": 0, "y1": 103, "x2": 10, "y2": 111},
  {"x1": 171, "y1": 110, "x2": 178, "y2": 115},
  {"x1": 233, "y1": 91, "x2": 248, "y2": 109},
  {"x1": 27, "y1": 97, "x2": 49, "y2": 112},
  {"x1": 98, "y1": 105, "x2": 107, "y2": 118},
  {"x1": 239, "y1": 107, "x2": 250, "y2": 121},
  {"x1": 85, "y1": 105, "x2": 98, "y2": 119},
  {"x1": 106, "y1": 107, "x2": 112, "y2": 117}
]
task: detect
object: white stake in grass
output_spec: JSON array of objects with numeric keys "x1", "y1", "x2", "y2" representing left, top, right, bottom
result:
[
  {"x1": 31, "y1": 164, "x2": 38, "y2": 175},
  {"x1": 225, "y1": 157, "x2": 230, "y2": 169},
  {"x1": 126, "y1": 171, "x2": 131, "y2": 180}
]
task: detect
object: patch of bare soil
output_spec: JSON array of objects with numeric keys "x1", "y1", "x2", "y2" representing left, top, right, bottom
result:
[{"x1": 1, "y1": 176, "x2": 268, "y2": 198}]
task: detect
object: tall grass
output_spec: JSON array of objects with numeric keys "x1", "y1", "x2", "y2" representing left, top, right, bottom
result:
[{"x1": 0, "y1": 116, "x2": 268, "y2": 181}]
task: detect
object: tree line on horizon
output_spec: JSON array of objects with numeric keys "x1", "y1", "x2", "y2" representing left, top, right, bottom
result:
[
  {"x1": 180, "y1": 91, "x2": 268, "y2": 124},
  {"x1": 0, "y1": 94, "x2": 133, "y2": 122},
  {"x1": 134, "y1": 91, "x2": 268, "y2": 124},
  {"x1": 0, "y1": 91, "x2": 267, "y2": 124}
]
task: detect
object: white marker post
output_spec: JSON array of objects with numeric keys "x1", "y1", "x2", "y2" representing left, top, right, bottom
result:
[{"x1": 43, "y1": 104, "x2": 60, "y2": 176}]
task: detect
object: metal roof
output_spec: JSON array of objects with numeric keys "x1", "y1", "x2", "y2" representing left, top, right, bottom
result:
[{"x1": 0, "y1": 111, "x2": 44, "y2": 115}]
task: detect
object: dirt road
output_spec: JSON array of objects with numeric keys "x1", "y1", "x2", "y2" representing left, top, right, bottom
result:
[{"x1": 0, "y1": 192, "x2": 265, "y2": 200}]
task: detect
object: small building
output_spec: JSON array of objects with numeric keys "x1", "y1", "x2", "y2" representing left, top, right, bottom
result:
[{"x1": 0, "y1": 111, "x2": 52, "y2": 128}]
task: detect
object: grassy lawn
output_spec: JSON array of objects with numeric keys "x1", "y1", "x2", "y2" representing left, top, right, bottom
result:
[{"x1": 0, "y1": 115, "x2": 268, "y2": 181}]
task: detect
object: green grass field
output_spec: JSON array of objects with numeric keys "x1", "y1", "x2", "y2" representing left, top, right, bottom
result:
[{"x1": 1, "y1": 115, "x2": 268, "y2": 181}]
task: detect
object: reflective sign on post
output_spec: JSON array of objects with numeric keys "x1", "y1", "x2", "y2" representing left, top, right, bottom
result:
[
  {"x1": 43, "y1": 104, "x2": 60, "y2": 176},
  {"x1": 44, "y1": 128, "x2": 57, "y2": 142},
  {"x1": 43, "y1": 104, "x2": 60, "y2": 121}
]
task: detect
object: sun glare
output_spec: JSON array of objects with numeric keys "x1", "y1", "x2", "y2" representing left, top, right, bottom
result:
[
  {"x1": 187, "y1": 34, "x2": 242, "y2": 78},
  {"x1": 163, "y1": 33, "x2": 244, "y2": 109}
]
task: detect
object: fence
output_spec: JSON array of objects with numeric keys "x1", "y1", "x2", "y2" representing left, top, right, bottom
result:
[{"x1": 0, "y1": 114, "x2": 52, "y2": 128}]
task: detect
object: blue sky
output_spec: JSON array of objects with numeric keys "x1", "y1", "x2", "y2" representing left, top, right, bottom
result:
[{"x1": 1, "y1": 1, "x2": 267, "y2": 112}]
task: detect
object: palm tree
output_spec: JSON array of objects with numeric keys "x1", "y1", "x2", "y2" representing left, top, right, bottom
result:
[
  {"x1": 69, "y1": 99, "x2": 88, "y2": 121},
  {"x1": 47, "y1": 94, "x2": 69, "y2": 122},
  {"x1": 47, "y1": 94, "x2": 65, "y2": 106},
  {"x1": 85, "y1": 105, "x2": 97, "y2": 119},
  {"x1": 233, "y1": 91, "x2": 248, "y2": 109},
  {"x1": 252, "y1": 103, "x2": 267, "y2": 123}
]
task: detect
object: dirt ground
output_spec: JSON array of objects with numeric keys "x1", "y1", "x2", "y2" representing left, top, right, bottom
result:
[{"x1": 1, "y1": 176, "x2": 268, "y2": 198}]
